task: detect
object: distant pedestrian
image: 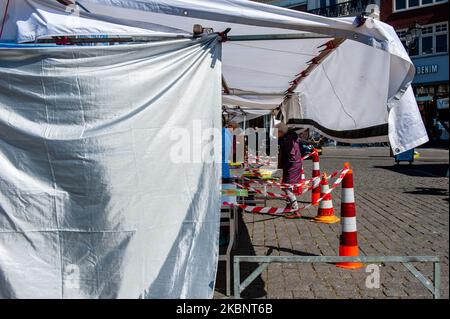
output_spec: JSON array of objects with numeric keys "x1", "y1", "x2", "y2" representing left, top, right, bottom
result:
[{"x1": 276, "y1": 122, "x2": 303, "y2": 210}]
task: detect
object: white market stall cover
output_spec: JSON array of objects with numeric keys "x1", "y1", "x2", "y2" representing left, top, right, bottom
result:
[
  {"x1": 223, "y1": 94, "x2": 279, "y2": 123},
  {"x1": 0, "y1": 0, "x2": 191, "y2": 43},
  {"x1": 0, "y1": 36, "x2": 222, "y2": 298},
  {"x1": 0, "y1": 0, "x2": 428, "y2": 152}
]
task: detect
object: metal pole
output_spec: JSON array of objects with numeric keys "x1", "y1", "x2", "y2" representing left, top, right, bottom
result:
[
  {"x1": 227, "y1": 33, "x2": 330, "y2": 42},
  {"x1": 231, "y1": 255, "x2": 440, "y2": 299},
  {"x1": 433, "y1": 261, "x2": 441, "y2": 299},
  {"x1": 225, "y1": 91, "x2": 289, "y2": 96},
  {"x1": 233, "y1": 257, "x2": 241, "y2": 299},
  {"x1": 235, "y1": 255, "x2": 438, "y2": 263}
]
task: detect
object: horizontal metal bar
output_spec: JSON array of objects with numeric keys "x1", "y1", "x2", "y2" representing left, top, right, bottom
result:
[
  {"x1": 233, "y1": 256, "x2": 441, "y2": 299},
  {"x1": 227, "y1": 33, "x2": 329, "y2": 42},
  {"x1": 225, "y1": 91, "x2": 286, "y2": 96},
  {"x1": 234, "y1": 256, "x2": 440, "y2": 263},
  {"x1": 403, "y1": 262, "x2": 435, "y2": 294}
]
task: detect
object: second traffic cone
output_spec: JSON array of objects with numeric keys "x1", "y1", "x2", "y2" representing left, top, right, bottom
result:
[
  {"x1": 300, "y1": 168, "x2": 306, "y2": 182},
  {"x1": 294, "y1": 168, "x2": 306, "y2": 195},
  {"x1": 336, "y1": 167, "x2": 363, "y2": 269},
  {"x1": 314, "y1": 173, "x2": 340, "y2": 224},
  {"x1": 311, "y1": 149, "x2": 321, "y2": 205}
]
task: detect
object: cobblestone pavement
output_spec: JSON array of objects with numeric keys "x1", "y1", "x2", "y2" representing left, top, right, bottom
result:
[{"x1": 214, "y1": 147, "x2": 449, "y2": 299}]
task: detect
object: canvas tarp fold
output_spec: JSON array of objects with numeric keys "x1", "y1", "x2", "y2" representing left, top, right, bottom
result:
[
  {"x1": 0, "y1": 35, "x2": 222, "y2": 298},
  {"x1": 279, "y1": 25, "x2": 427, "y2": 152}
]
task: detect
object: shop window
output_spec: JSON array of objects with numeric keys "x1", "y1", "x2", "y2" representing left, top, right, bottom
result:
[
  {"x1": 395, "y1": 0, "x2": 407, "y2": 9},
  {"x1": 397, "y1": 22, "x2": 448, "y2": 56},
  {"x1": 435, "y1": 24, "x2": 447, "y2": 33},
  {"x1": 422, "y1": 26, "x2": 433, "y2": 35},
  {"x1": 436, "y1": 34, "x2": 448, "y2": 53},
  {"x1": 394, "y1": 0, "x2": 448, "y2": 11},
  {"x1": 397, "y1": 30, "x2": 407, "y2": 38},
  {"x1": 437, "y1": 85, "x2": 449, "y2": 94},
  {"x1": 422, "y1": 36, "x2": 433, "y2": 55},
  {"x1": 409, "y1": 38, "x2": 419, "y2": 56}
]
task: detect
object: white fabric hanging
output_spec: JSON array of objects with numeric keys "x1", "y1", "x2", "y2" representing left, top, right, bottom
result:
[{"x1": 0, "y1": 35, "x2": 222, "y2": 298}]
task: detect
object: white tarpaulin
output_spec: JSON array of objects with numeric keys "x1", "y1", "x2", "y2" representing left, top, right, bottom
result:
[
  {"x1": 0, "y1": 0, "x2": 427, "y2": 152},
  {"x1": 0, "y1": 0, "x2": 191, "y2": 43},
  {"x1": 0, "y1": 36, "x2": 222, "y2": 298}
]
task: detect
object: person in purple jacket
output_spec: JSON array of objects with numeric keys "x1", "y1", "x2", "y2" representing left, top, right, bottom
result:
[{"x1": 276, "y1": 123, "x2": 303, "y2": 210}]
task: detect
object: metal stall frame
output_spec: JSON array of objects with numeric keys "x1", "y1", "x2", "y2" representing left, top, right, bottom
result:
[
  {"x1": 219, "y1": 205, "x2": 239, "y2": 296},
  {"x1": 233, "y1": 255, "x2": 441, "y2": 299}
]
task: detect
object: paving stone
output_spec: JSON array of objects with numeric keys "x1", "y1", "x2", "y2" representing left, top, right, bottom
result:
[{"x1": 214, "y1": 147, "x2": 449, "y2": 299}]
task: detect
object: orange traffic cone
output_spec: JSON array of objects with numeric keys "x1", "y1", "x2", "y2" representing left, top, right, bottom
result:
[
  {"x1": 300, "y1": 168, "x2": 306, "y2": 182},
  {"x1": 336, "y1": 167, "x2": 363, "y2": 269},
  {"x1": 311, "y1": 149, "x2": 320, "y2": 205},
  {"x1": 314, "y1": 173, "x2": 340, "y2": 224},
  {"x1": 294, "y1": 168, "x2": 306, "y2": 195}
]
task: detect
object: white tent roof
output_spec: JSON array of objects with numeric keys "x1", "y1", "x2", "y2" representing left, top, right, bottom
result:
[{"x1": 0, "y1": 0, "x2": 428, "y2": 152}]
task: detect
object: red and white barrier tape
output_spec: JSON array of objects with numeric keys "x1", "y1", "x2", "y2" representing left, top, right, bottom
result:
[
  {"x1": 301, "y1": 149, "x2": 317, "y2": 161},
  {"x1": 244, "y1": 164, "x2": 266, "y2": 172},
  {"x1": 224, "y1": 168, "x2": 349, "y2": 217},
  {"x1": 244, "y1": 168, "x2": 339, "y2": 190},
  {"x1": 294, "y1": 170, "x2": 340, "y2": 195},
  {"x1": 298, "y1": 168, "x2": 349, "y2": 209},
  {"x1": 233, "y1": 182, "x2": 288, "y2": 199},
  {"x1": 242, "y1": 150, "x2": 315, "y2": 172},
  {"x1": 223, "y1": 202, "x2": 299, "y2": 215}
]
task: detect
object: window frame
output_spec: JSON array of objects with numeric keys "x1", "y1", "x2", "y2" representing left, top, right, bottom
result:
[
  {"x1": 393, "y1": 0, "x2": 448, "y2": 13},
  {"x1": 397, "y1": 22, "x2": 448, "y2": 57}
]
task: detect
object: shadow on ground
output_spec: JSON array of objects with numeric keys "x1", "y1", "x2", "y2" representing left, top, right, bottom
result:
[
  {"x1": 263, "y1": 245, "x2": 319, "y2": 257},
  {"x1": 404, "y1": 187, "x2": 449, "y2": 197},
  {"x1": 374, "y1": 163, "x2": 449, "y2": 177},
  {"x1": 215, "y1": 209, "x2": 267, "y2": 298}
]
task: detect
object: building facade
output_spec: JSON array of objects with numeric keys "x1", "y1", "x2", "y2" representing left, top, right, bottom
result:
[{"x1": 381, "y1": 0, "x2": 449, "y2": 142}]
